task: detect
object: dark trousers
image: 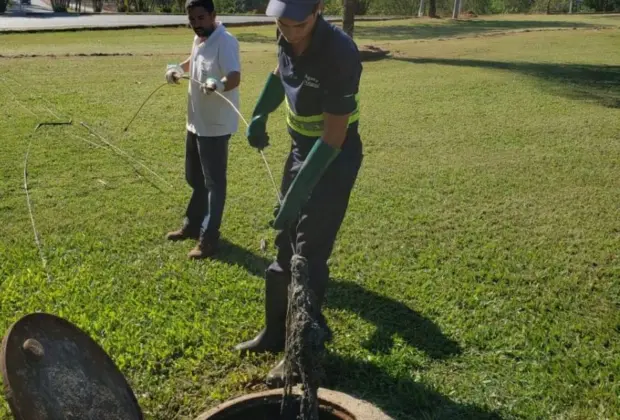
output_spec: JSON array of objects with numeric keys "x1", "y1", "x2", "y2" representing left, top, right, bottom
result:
[
  {"x1": 184, "y1": 130, "x2": 230, "y2": 243},
  {"x1": 270, "y1": 126, "x2": 364, "y2": 307}
]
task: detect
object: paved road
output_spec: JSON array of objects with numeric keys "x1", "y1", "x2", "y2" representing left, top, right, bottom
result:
[
  {"x1": 0, "y1": 13, "x2": 278, "y2": 32},
  {"x1": 0, "y1": 4, "x2": 389, "y2": 33}
]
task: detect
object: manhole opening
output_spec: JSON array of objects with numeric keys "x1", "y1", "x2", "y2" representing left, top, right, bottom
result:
[{"x1": 206, "y1": 394, "x2": 356, "y2": 420}]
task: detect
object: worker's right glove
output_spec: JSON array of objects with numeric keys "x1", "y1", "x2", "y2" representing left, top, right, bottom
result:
[
  {"x1": 165, "y1": 64, "x2": 183, "y2": 85},
  {"x1": 246, "y1": 72, "x2": 285, "y2": 151}
]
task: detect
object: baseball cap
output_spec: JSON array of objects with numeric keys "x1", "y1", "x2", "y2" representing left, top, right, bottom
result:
[{"x1": 266, "y1": 0, "x2": 319, "y2": 22}]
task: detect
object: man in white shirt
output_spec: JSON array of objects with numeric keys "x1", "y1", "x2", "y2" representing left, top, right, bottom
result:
[{"x1": 164, "y1": 0, "x2": 241, "y2": 259}]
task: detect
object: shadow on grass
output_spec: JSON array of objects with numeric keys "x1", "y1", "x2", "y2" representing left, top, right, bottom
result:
[
  {"x1": 235, "y1": 19, "x2": 604, "y2": 45},
  {"x1": 218, "y1": 244, "x2": 480, "y2": 417},
  {"x1": 215, "y1": 239, "x2": 271, "y2": 276},
  {"x1": 393, "y1": 57, "x2": 620, "y2": 108},
  {"x1": 323, "y1": 353, "x2": 503, "y2": 420},
  {"x1": 216, "y1": 242, "x2": 461, "y2": 359},
  {"x1": 329, "y1": 279, "x2": 461, "y2": 359},
  {"x1": 354, "y1": 18, "x2": 598, "y2": 41},
  {"x1": 589, "y1": 14, "x2": 620, "y2": 19},
  {"x1": 235, "y1": 32, "x2": 274, "y2": 44}
]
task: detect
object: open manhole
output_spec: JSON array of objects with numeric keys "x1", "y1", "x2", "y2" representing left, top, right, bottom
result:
[
  {"x1": 197, "y1": 388, "x2": 391, "y2": 420},
  {"x1": 1, "y1": 313, "x2": 392, "y2": 420},
  {"x1": 199, "y1": 392, "x2": 354, "y2": 420}
]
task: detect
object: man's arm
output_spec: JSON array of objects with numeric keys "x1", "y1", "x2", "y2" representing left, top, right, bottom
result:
[
  {"x1": 321, "y1": 112, "x2": 351, "y2": 149},
  {"x1": 216, "y1": 36, "x2": 241, "y2": 92},
  {"x1": 321, "y1": 42, "x2": 362, "y2": 149},
  {"x1": 179, "y1": 55, "x2": 191, "y2": 74},
  {"x1": 221, "y1": 71, "x2": 240, "y2": 92}
]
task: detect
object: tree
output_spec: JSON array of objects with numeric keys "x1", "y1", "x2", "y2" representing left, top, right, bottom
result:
[
  {"x1": 429, "y1": 0, "x2": 437, "y2": 17},
  {"x1": 0, "y1": 0, "x2": 9, "y2": 14},
  {"x1": 418, "y1": 0, "x2": 425, "y2": 16},
  {"x1": 342, "y1": 0, "x2": 356, "y2": 37},
  {"x1": 452, "y1": 0, "x2": 461, "y2": 18},
  {"x1": 51, "y1": 0, "x2": 71, "y2": 11}
]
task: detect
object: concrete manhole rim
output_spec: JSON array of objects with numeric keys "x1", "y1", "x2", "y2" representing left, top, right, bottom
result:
[{"x1": 196, "y1": 386, "x2": 393, "y2": 420}]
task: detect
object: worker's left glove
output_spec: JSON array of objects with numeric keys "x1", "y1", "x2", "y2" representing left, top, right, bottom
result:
[
  {"x1": 272, "y1": 139, "x2": 340, "y2": 230},
  {"x1": 200, "y1": 77, "x2": 224, "y2": 95}
]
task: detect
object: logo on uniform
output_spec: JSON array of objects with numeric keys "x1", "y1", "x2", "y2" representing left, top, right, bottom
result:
[{"x1": 303, "y1": 75, "x2": 320, "y2": 89}]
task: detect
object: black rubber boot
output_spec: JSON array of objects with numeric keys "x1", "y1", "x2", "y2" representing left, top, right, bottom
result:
[
  {"x1": 265, "y1": 263, "x2": 332, "y2": 389},
  {"x1": 308, "y1": 264, "x2": 332, "y2": 344},
  {"x1": 234, "y1": 266, "x2": 289, "y2": 355}
]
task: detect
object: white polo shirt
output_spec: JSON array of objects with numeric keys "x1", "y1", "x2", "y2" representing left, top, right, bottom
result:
[{"x1": 186, "y1": 22, "x2": 240, "y2": 138}]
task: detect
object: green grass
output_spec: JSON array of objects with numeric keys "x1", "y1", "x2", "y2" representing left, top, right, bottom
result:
[{"x1": 1, "y1": 15, "x2": 619, "y2": 420}]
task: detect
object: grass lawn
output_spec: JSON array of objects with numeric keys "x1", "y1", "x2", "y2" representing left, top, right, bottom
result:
[{"x1": 1, "y1": 14, "x2": 619, "y2": 420}]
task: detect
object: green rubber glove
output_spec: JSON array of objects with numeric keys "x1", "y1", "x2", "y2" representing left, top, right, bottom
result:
[
  {"x1": 273, "y1": 139, "x2": 341, "y2": 230},
  {"x1": 247, "y1": 72, "x2": 285, "y2": 150}
]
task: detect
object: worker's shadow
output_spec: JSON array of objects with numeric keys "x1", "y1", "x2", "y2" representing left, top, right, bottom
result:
[
  {"x1": 217, "y1": 242, "x2": 499, "y2": 419},
  {"x1": 327, "y1": 279, "x2": 461, "y2": 359},
  {"x1": 216, "y1": 240, "x2": 461, "y2": 360},
  {"x1": 321, "y1": 353, "x2": 503, "y2": 420}
]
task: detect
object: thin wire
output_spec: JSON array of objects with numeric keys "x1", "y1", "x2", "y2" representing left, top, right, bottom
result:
[
  {"x1": 7, "y1": 76, "x2": 170, "y2": 189},
  {"x1": 123, "y1": 81, "x2": 169, "y2": 132},
  {"x1": 258, "y1": 149, "x2": 283, "y2": 206},
  {"x1": 183, "y1": 75, "x2": 283, "y2": 205},
  {"x1": 1, "y1": 74, "x2": 64, "y2": 121},
  {"x1": 0, "y1": 79, "x2": 39, "y2": 118},
  {"x1": 70, "y1": 133, "x2": 105, "y2": 149},
  {"x1": 124, "y1": 75, "x2": 282, "y2": 202},
  {"x1": 2, "y1": 76, "x2": 169, "y2": 283},
  {"x1": 79, "y1": 122, "x2": 173, "y2": 189},
  {"x1": 0, "y1": 79, "x2": 54, "y2": 282},
  {"x1": 213, "y1": 91, "x2": 282, "y2": 205},
  {"x1": 24, "y1": 136, "x2": 52, "y2": 283},
  {"x1": 187, "y1": 77, "x2": 296, "y2": 254}
]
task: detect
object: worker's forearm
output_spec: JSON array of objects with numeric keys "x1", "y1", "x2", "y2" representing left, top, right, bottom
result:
[
  {"x1": 321, "y1": 113, "x2": 350, "y2": 149},
  {"x1": 179, "y1": 56, "x2": 191, "y2": 73},
  {"x1": 221, "y1": 71, "x2": 241, "y2": 92}
]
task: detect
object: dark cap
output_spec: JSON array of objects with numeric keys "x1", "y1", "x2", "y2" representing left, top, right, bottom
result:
[{"x1": 266, "y1": 0, "x2": 319, "y2": 22}]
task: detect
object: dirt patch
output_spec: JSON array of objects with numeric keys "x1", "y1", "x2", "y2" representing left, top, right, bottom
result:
[
  {"x1": 359, "y1": 45, "x2": 391, "y2": 62},
  {"x1": 459, "y1": 11, "x2": 479, "y2": 18}
]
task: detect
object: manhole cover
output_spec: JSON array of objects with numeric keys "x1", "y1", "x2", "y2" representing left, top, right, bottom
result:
[{"x1": 1, "y1": 312, "x2": 143, "y2": 420}]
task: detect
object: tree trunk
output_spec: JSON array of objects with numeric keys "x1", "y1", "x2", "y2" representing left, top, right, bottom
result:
[
  {"x1": 342, "y1": 0, "x2": 356, "y2": 38},
  {"x1": 568, "y1": 0, "x2": 573, "y2": 13},
  {"x1": 429, "y1": 0, "x2": 437, "y2": 17},
  {"x1": 417, "y1": 0, "x2": 425, "y2": 16},
  {"x1": 452, "y1": 0, "x2": 460, "y2": 18}
]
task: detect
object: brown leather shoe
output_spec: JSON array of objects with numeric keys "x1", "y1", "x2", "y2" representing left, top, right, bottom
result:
[
  {"x1": 188, "y1": 240, "x2": 218, "y2": 259},
  {"x1": 166, "y1": 227, "x2": 199, "y2": 241}
]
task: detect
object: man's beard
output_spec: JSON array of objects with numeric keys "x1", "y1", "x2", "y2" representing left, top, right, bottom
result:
[{"x1": 193, "y1": 25, "x2": 215, "y2": 38}]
